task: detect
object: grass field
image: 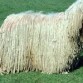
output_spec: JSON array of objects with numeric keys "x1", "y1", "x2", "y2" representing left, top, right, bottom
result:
[{"x1": 0, "y1": 0, "x2": 83, "y2": 83}]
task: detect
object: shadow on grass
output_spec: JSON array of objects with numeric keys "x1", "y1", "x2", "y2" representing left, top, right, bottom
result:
[
  {"x1": 76, "y1": 56, "x2": 83, "y2": 68},
  {"x1": 70, "y1": 56, "x2": 83, "y2": 72}
]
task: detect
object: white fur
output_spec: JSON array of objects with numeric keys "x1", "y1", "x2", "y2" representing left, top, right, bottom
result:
[{"x1": 0, "y1": 0, "x2": 83, "y2": 74}]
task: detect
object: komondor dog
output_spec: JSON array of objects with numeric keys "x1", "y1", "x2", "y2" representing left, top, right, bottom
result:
[{"x1": 0, "y1": 0, "x2": 83, "y2": 74}]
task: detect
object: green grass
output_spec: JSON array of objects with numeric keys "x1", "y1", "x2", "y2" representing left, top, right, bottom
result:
[
  {"x1": 0, "y1": 0, "x2": 83, "y2": 83},
  {"x1": 0, "y1": 0, "x2": 75, "y2": 25}
]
